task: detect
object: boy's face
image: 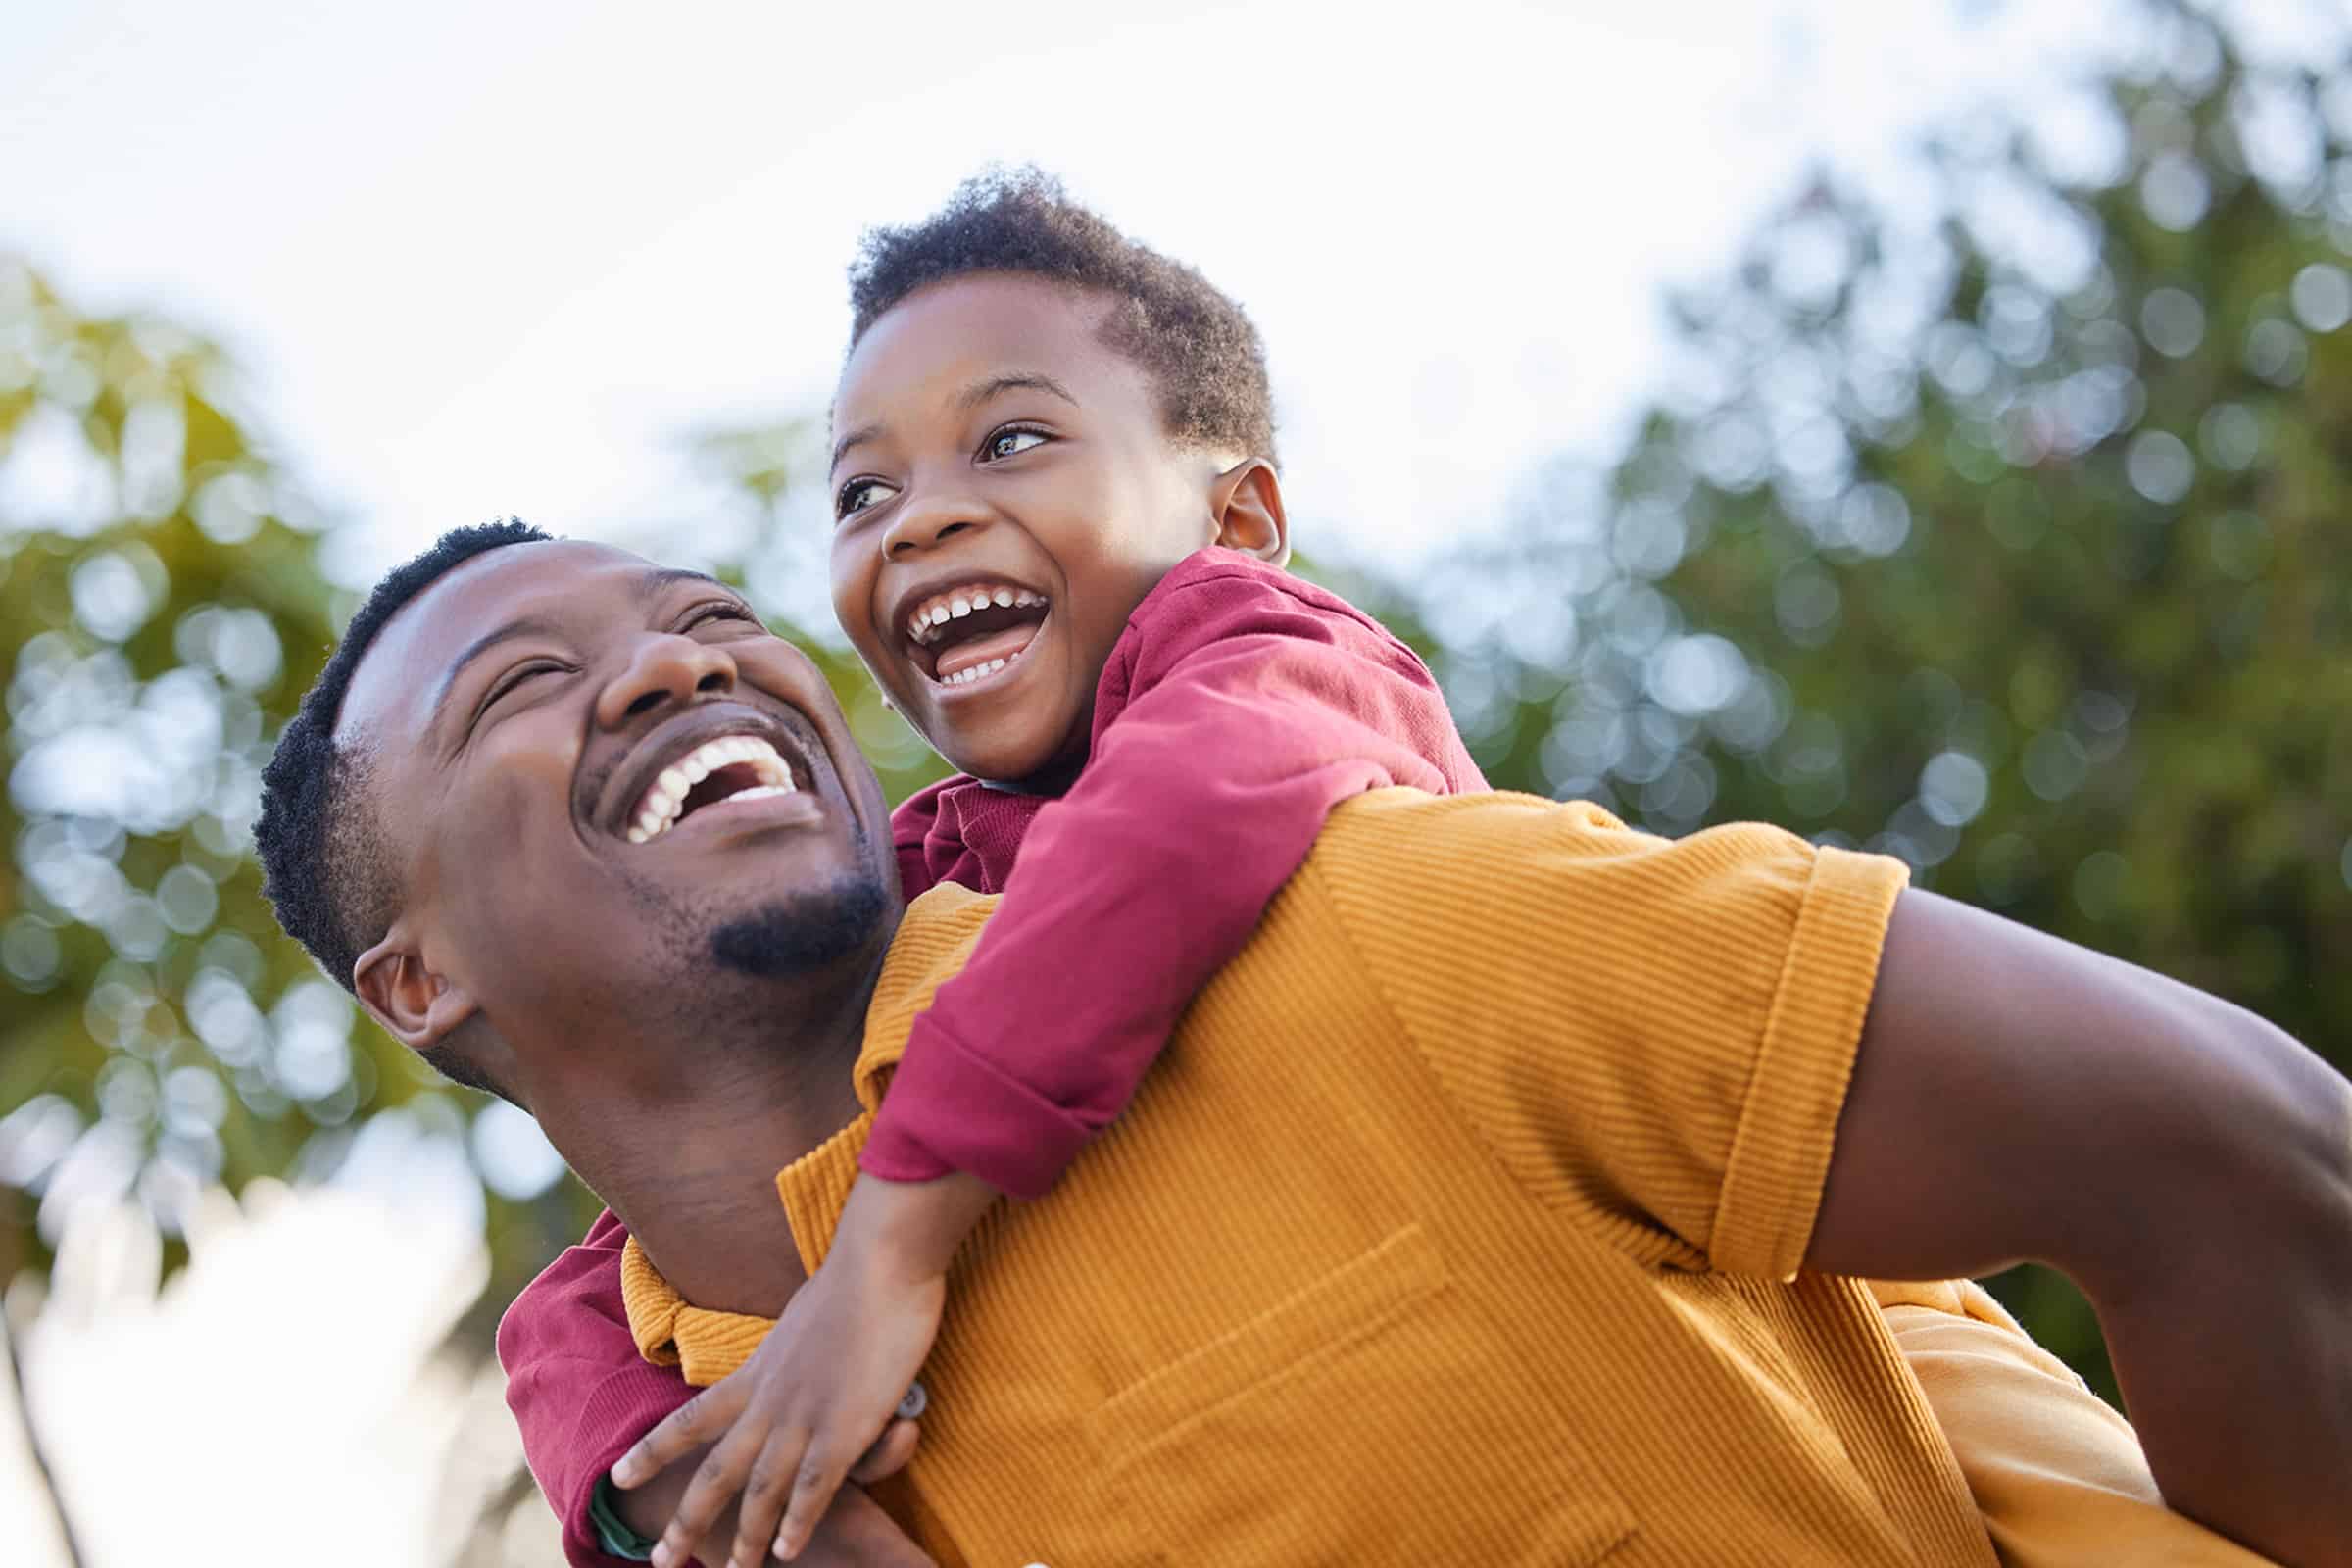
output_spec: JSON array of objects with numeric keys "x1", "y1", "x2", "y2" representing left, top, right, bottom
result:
[{"x1": 828, "y1": 273, "x2": 1234, "y2": 783}]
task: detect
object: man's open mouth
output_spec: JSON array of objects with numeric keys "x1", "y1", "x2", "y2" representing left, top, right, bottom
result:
[
  {"x1": 625, "y1": 732, "x2": 801, "y2": 844},
  {"x1": 902, "y1": 579, "x2": 1051, "y2": 688}
]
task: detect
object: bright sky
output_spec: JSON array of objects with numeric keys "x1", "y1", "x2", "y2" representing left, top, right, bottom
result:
[
  {"x1": 7, "y1": 2, "x2": 2342, "y2": 1561},
  {"x1": 0, "y1": 0, "x2": 2191, "y2": 590}
]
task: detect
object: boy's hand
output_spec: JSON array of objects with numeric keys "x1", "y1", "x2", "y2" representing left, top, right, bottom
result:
[{"x1": 613, "y1": 1170, "x2": 998, "y2": 1567}]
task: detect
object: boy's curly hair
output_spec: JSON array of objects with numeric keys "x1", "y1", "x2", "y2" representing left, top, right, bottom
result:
[{"x1": 848, "y1": 167, "x2": 1279, "y2": 464}]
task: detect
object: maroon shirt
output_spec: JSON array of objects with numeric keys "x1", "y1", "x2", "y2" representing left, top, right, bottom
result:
[{"x1": 498, "y1": 549, "x2": 1483, "y2": 1564}]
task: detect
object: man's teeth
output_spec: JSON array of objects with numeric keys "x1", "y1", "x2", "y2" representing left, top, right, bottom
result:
[
  {"x1": 626, "y1": 735, "x2": 794, "y2": 844},
  {"x1": 937, "y1": 658, "x2": 1009, "y2": 687},
  {"x1": 906, "y1": 584, "x2": 1044, "y2": 644}
]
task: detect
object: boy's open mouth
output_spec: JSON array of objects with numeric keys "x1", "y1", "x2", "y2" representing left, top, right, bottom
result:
[{"x1": 901, "y1": 578, "x2": 1051, "y2": 688}]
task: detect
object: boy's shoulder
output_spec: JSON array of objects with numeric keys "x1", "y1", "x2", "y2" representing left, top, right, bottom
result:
[{"x1": 1128, "y1": 546, "x2": 1399, "y2": 644}]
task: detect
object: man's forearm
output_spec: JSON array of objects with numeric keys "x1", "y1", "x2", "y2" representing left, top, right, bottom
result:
[
  {"x1": 2082, "y1": 1010, "x2": 2352, "y2": 1568},
  {"x1": 1817, "y1": 891, "x2": 2352, "y2": 1563}
]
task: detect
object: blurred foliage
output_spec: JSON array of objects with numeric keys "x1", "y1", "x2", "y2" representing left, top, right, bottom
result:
[{"x1": 1404, "y1": 0, "x2": 2352, "y2": 1397}]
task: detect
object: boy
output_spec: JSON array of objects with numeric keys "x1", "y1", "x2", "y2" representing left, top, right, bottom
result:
[{"x1": 500, "y1": 172, "x2": 2272, "y2": 1567}]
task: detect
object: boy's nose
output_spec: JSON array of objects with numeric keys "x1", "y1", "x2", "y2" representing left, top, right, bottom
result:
[
  {"x1": 594, "y1": 632, "x2": 737, "y2": 729},
  {"x1": 882, "y1": 490, "x2": 989, "y2": 559}
]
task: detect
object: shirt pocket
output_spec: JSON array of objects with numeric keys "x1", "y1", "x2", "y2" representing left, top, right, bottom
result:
[{"x1": 1079, "y1": 1224, "x2": 1638, "y2": 1567}]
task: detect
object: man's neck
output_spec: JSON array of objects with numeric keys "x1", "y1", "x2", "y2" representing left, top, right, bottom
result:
[{"x1": 548, "y1": 945, "x2": 887, "y2": 1317}]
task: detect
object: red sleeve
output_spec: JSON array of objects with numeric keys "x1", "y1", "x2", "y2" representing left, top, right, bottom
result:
[
  {"x1": 860, "y1": 553, "x2": 1485, "y2": 1196},
  {"x1": 497, "y1": 1211, "x2": 697, "y2": 1568}
]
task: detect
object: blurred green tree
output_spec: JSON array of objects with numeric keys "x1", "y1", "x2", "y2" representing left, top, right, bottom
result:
[{"x1": 1406, "y1": 0, "x2": 2352, "y2": 1396}]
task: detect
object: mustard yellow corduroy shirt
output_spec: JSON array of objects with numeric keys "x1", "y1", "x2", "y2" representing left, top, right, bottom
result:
[{"x1": 626, "y1": 790, "x2": 2007, "y2": 1566}]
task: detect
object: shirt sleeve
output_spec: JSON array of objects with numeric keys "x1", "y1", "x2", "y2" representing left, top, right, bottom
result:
[
  {"x1": 1304, "y1": 791, "x2": 1907, "y2": 1277},
  {"x1": 497, "y1": 1215, "x2": 700, "y2": 1568},
  {"x1": 1872, "y1": 1280, "x2": 2276, "y2": 1566},
  {"x1": 860, "y1": 562, "x2": 1485, "y2": 1196}
]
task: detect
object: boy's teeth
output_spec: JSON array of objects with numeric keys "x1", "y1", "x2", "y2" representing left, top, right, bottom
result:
[
  {"x1": 905, "y1": 583, "x2": 1048, "y2": 645},
  {"x1": 939, "y1": 657, "x2": 1010, "y2": 687},
  {"x1": 628, "y1": 733, "x2": 796, "y2": 841}
]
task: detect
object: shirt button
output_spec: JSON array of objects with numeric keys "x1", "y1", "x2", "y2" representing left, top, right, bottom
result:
[{"x1": 897, "y1": 1379, "x2": 929, "y2": 1420}]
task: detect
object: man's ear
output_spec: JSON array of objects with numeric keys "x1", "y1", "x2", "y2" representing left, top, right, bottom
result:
[
  {"x1": 1208, "y1": 458, "x2": 1290, "y2": 566},
  {"x1": 353, "y1": 925, "x2": 479, "y2": 1050}
]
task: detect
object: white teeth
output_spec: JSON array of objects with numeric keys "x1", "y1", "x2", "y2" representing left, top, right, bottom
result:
[
  {"x1": 904, "y1": 583, "x2": 1047, "y2": 645},
  {"x1": 628, "y1": 733, "x2": 796, "y2": 841},
  {"x1": 938, "y1": 657, "x2": 1011, "y2": 688}
]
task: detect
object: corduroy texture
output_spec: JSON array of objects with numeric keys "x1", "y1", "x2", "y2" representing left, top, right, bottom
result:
[{"x1": 627, "y1": 790, "x2": 2016, "y2": 1566}]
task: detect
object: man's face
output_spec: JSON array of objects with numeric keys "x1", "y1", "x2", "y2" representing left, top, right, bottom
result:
[
  {"x1": 336, "y1": 541, "x2": 897, "y2": 1072},
  {"x1": 828, "y1": 273, "x2": 1228, "y2": 784}
]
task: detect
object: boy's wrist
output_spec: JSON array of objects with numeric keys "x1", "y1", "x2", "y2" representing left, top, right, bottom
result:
[{"x1": 837, "y1": 1169, "x2": 1000, "y2": 1279}]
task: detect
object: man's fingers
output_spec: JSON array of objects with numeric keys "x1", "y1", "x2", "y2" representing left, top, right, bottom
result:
[
  {"x1": 653, "y1": 1421, "x2": 767, "y2": 1568},
  {"x1": 848, "y1": 1419, "x2": 920, "y2": 1484},
  {"x1": 795, "y1": 1486, "x2": 939, "y2": 1568},
  {"x1": 772, "y1": 1445, "x2": 857, "y2": 1562},
  {"x1": 727, "y1": 1429, "x2": 804, "y2": 1568},
  {"x1": 614, "y1": 1381, "x2": 748, "y2": 1489}
]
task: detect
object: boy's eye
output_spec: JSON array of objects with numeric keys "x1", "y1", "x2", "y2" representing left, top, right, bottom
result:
[
  {"x1": 835, "y1": 477, "x2": 897, "y2": 519},
  {"x1": 981, "y1": 427, "x2": 1049, "y2": 462}
]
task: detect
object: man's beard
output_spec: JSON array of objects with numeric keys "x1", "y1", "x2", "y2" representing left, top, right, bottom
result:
[{"x1": 708, "y1": 870, "x2": 890, "y2": 979}]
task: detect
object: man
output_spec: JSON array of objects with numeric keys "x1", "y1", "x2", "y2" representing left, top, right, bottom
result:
[{"x1": 256, "y1": 526, "x2": 2352, "y2": 1566}]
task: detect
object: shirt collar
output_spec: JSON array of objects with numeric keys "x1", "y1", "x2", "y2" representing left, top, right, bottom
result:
[{"x1": 773, "y1": 881, "x2": 995, "y2": 1273}]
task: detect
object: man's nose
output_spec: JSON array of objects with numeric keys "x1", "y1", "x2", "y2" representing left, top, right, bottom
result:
[
  {"x1": 880, "y1": 482, "x2": 990, "y2": 561},
  {"x1": 594, "y1": 633, "x2": 737, "y2": 730}
]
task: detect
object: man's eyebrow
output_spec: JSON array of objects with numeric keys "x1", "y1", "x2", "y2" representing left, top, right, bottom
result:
[
  {"x1": 636, "y1": 566, "x2": 729, "y2": 602},
  {"x1": 828, "y1": 373, "x2": 1078, "y2": 473},
  {"x1": 429, "y1": 614, "x2": 564, "y2": 734}
]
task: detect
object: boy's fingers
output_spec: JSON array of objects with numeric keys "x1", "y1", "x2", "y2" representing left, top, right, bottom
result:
[
  {"x1": 848, "y1": 1419, "x2": 920, "y2": 1484},
  {"x1": 654, "y1": 1422, "x2": 766, "y2": 1568},
  {"x1": 615, "y1": 1381, "x2": 747, "y2": 1488},
  {"x1": 728, "y1": 1430, "x2": 804, "y2": 1568},
  {"x1": 773, "y1": 1445, "x2": 855, "y2": 1562}
]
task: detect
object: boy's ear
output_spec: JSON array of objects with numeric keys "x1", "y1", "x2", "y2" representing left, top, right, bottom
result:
[
  {"x1": 353, "y1": 925, "x2": 479, "y2": 1050},
  {"x1": 1208, "y1": 459, "x2": 1291, "y2": 566}
]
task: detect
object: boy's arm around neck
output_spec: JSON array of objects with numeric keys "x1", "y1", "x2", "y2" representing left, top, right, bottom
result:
[
  {"x1": 862, "y1": 564, "x2": 1483, "y2": 1196},
  {"x1": 1810, "y1": 888, "x2": 2352, "y2": 1567}
]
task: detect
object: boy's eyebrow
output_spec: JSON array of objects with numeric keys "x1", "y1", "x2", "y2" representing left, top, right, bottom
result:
[
  {"x1": 955, "y1": 371, "x2": 1078, "y2": 412},
  {"x1": 830, "y1": 372, "x2": 1080, "y2": 472}
]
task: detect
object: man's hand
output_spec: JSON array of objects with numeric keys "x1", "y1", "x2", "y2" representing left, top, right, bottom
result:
[
  {"x1": 610, "y1": 1427, "x2": 930, "y2": 1568},
  {"x1": 612, "y1": 1170, "x2": 996, "y2": 1567}
]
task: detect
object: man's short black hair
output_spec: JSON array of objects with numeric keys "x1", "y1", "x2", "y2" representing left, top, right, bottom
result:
[
  {"x1": 255, "y1": 519, "x2": 550, "y2": 1102},
  {"x1": 847, "y1": 167, "x2": 1279, "y2": 464}
]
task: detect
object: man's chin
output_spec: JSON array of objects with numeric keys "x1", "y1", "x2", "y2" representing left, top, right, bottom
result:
[{"x1": 710, "y1": 872, "x2": 890, "y2": 979}]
